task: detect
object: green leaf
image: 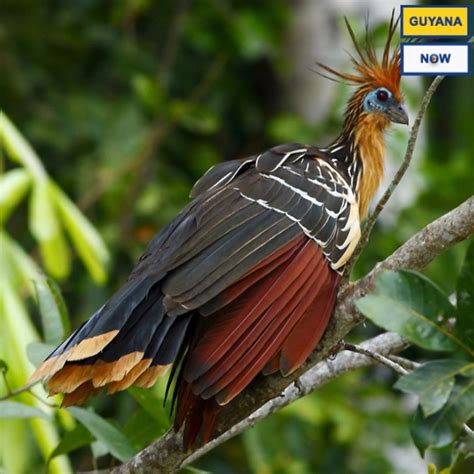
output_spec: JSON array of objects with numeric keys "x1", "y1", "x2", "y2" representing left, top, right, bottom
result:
[
  {"x1": 48, "y1": 423, "x2": 95, "y2": 461},
  {"x1": 0, "y1": 401, "x2": 50, "y2": 420},
  {"x1": 411, "y1": 379, "x2": 474, "y2": 455},
  {"x1": 33, "y1": 278, "x2": 67, "y2": 344},
  {"x1": 232, "y1": 10, "x2": 276, "y2": 59},
  {"x1": 128, "y1": 387, "x2": 170, "y2": 427},
  {"x1": 170, "y1": 101, "x2": 219, "y2": 135},
  {"x1": 29, "y1": 181, "x2": 70, "y2": 279},
  {"x1": 395, "y1": 360, "x2": 472, "y2": 416},
  {"x1": 91, "y1": 440, "x2": 109, "y2": 460},
  {"x1": 45, "y1": 277, "x2": 71, "y2": 335},
  {"x1": 50, "y1": 184, "x2": 109, "y2": 284},
  {"x1": 132, "y1": 74, "x2": 164, "y2": 113},
  {"x1": 356, "y1": 270, "x2": 467, "y2": 353},
  {"x1": 456, "y1": 241, "x2": 474, "y2": 350},
  {"x1": 0, "y1": 230, "x2": 42, "y2": 296},
  {"x1": 0, "y1": 112, "x2": 48, "y2": 181},
  {"x1": 0, "y1": 168, "x2": 31, "y2": 222},
  {"x1": 124, "y1": 409, "x2": 166, "y2": 450},
  {"x1": 26, "y1": 341, "x2": 56, "y2": 367},
  {"x1": 67, "y1": 407, "x2": 137, "y2": 462},
  {"x1": 267, "y1": 114, "x2": 316, "y2": 144},
  {"x1": 243, "y1": 427, "x2": 272, "y2": 474}
]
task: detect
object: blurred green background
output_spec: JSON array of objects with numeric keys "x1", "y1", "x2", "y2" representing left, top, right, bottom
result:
[{"x1": 1, "y1": 0, "x2": 472, "y2": 473}]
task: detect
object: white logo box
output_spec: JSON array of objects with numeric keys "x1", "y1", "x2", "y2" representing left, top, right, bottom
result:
[{"x1": 401, "y1": 43, "x2": 471, "y2": 76}]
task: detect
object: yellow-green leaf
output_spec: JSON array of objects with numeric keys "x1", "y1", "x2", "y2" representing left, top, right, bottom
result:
[
  {"x1": 0, "y1": 112, "x2": 47, "y2": 182},
  {"x1": 0, "y1": 168, "x2": 31, "y2": 222},
  {"x1": 28, "y1": 182, "x2": 70, "y2": 278},
  {"x1": 50, "y1": 184, "x2": 109, "y2": 284}
]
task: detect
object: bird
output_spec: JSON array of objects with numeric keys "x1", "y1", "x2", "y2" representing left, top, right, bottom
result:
[{"x1": 29, "y1": 13, "x2": 408, "y2": 450}]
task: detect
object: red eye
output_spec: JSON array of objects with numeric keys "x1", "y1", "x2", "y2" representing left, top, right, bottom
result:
[{"x1": 376, "y1": 89, "x2": 389, "y2": 102}]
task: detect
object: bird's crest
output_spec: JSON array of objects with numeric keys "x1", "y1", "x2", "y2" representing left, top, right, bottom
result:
[{"x1": 318, "y1": 11, "x2": 401, "y2": 101}]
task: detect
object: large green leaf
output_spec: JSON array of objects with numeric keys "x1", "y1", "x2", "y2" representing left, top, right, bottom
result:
[
  {"x1": 50, "y1": 184, "x2": 109, "y2": 284},
  {"x1": 411, "y1": 379, "x2": 474, "y2": 455},
  {"x1": 0, "y1": 168, "x2": 31, "y2": 222},
  {"x1": 356, "y1": 270, "x2": 469, "y2": 354},
  {"x1": 395, "y1": 360, "x2": 473, "y2": 417},
  {"x1": 456, "y1": 241, "x2": 474, "y2": 350},
  {"x1": 48, "y1": 423, "x2": 95, "y2": 462},
  {"x1": 0, "y1": 401, "x2": 50, "y2": 420},
  {"x1": 67, "y1": 407, "x2": 136, "y2": 462},
  {"x1": 33, "y1": 277, "x2": 70, "y2": 344},
  {"x1": 29, "y1": 181, "x2": 70, "y2": 278}
]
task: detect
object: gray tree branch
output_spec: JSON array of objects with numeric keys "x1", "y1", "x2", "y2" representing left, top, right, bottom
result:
[{"x1": 114, "y1": 195, "x2": 474, "y2": 474}]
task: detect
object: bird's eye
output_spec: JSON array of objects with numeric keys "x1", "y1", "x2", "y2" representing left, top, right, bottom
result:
[{"x1": 376, "y1": 89, "x2": 389, "y2": 102}]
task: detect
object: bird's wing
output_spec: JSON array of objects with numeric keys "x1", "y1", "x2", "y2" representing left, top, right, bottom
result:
[{"x1": 31, "y1": 144, "x2": 360, "y2": 432}]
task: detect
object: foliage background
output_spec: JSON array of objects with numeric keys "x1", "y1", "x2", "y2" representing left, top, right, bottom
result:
[{"x1": 1, "y1": 0, "x2": 472, "y2": 473}]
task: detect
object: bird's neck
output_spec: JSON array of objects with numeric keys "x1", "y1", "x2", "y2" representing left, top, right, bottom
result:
[{"x1": 325, "y1": 112, "x2": 388, "y2": 218}]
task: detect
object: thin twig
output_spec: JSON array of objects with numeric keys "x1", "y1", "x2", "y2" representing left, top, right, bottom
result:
[
  {"x1": 0, "y1": 374, "x2": 57, "y2": 407},
  {"x1": 342, "y1": 342, "x2": 408, "y2": 375},
  {"x1": 27, "y1": 389, "x2": 59, "y2": 409},
  {"x1": 387, "y1": 355, "x2": 420, "y2": 371},
  {"x1": 343, "y1": 74, "x2": 445, "y2": 280},
  {"x1": 0, "y1": 380, "x2": 38, "y2": 401}
]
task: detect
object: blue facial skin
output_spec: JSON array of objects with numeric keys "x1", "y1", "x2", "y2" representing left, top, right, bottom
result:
[
  {"x1": 363, "y1": 87, "x2": 391, "y2": 114},
  {"x1": 363, "y1": 87, "x2": 409, "y2": 125}
]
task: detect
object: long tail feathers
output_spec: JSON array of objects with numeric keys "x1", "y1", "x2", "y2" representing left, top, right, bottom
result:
[
  {"x1": 29, "y1": 239, "x2": 341, "y2": 451},
  {"x1": 28, "y1": 276, "x2": 191, "y2": 408}
]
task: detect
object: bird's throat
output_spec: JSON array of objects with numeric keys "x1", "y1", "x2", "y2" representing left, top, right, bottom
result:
[{"x1": 351, "y1": 114, "x2": 387, "y2": 218}]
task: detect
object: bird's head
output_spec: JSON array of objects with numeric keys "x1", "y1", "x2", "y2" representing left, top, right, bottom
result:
[{"x1": 318, "y1": 12, "x2": 408, "y2": 129}]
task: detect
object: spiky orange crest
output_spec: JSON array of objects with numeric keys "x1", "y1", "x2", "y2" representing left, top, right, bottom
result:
[{"x1": 318, "y1": 11, "x2": 402, "y2": 101}]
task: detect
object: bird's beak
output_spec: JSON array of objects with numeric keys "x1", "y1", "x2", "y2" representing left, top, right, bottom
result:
[{"x1": 386, "y1": 101, "x2": 409, "y2": 125}]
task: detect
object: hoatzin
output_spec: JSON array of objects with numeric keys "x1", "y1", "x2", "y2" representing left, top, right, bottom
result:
[{"x1": 30, "y1": 15, "x2": 408, "y2": 449}]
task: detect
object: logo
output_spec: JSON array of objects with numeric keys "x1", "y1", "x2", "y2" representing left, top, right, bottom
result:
[
  {"x1": 401, "y1": 44, "x2": 470, "y2": 76},
  {"x1": 401, "y1": 6, "x2": 471, "y2": 37},
  {"x1": 400, "y1": 5, "x2": 472, "y2": 76}
]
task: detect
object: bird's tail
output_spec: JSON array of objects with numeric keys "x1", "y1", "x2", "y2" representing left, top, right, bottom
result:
[{"x1": 29, "y1": 275, "x2": 192, "y2": 406}]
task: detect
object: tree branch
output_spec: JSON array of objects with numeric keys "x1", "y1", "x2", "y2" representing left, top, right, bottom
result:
[
  {"x1": 114, "y1": 195, "x2": 474, "y2": 474},
  {"x1": 342, "y1": 342, "x2": 408, "y2": 375}
]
